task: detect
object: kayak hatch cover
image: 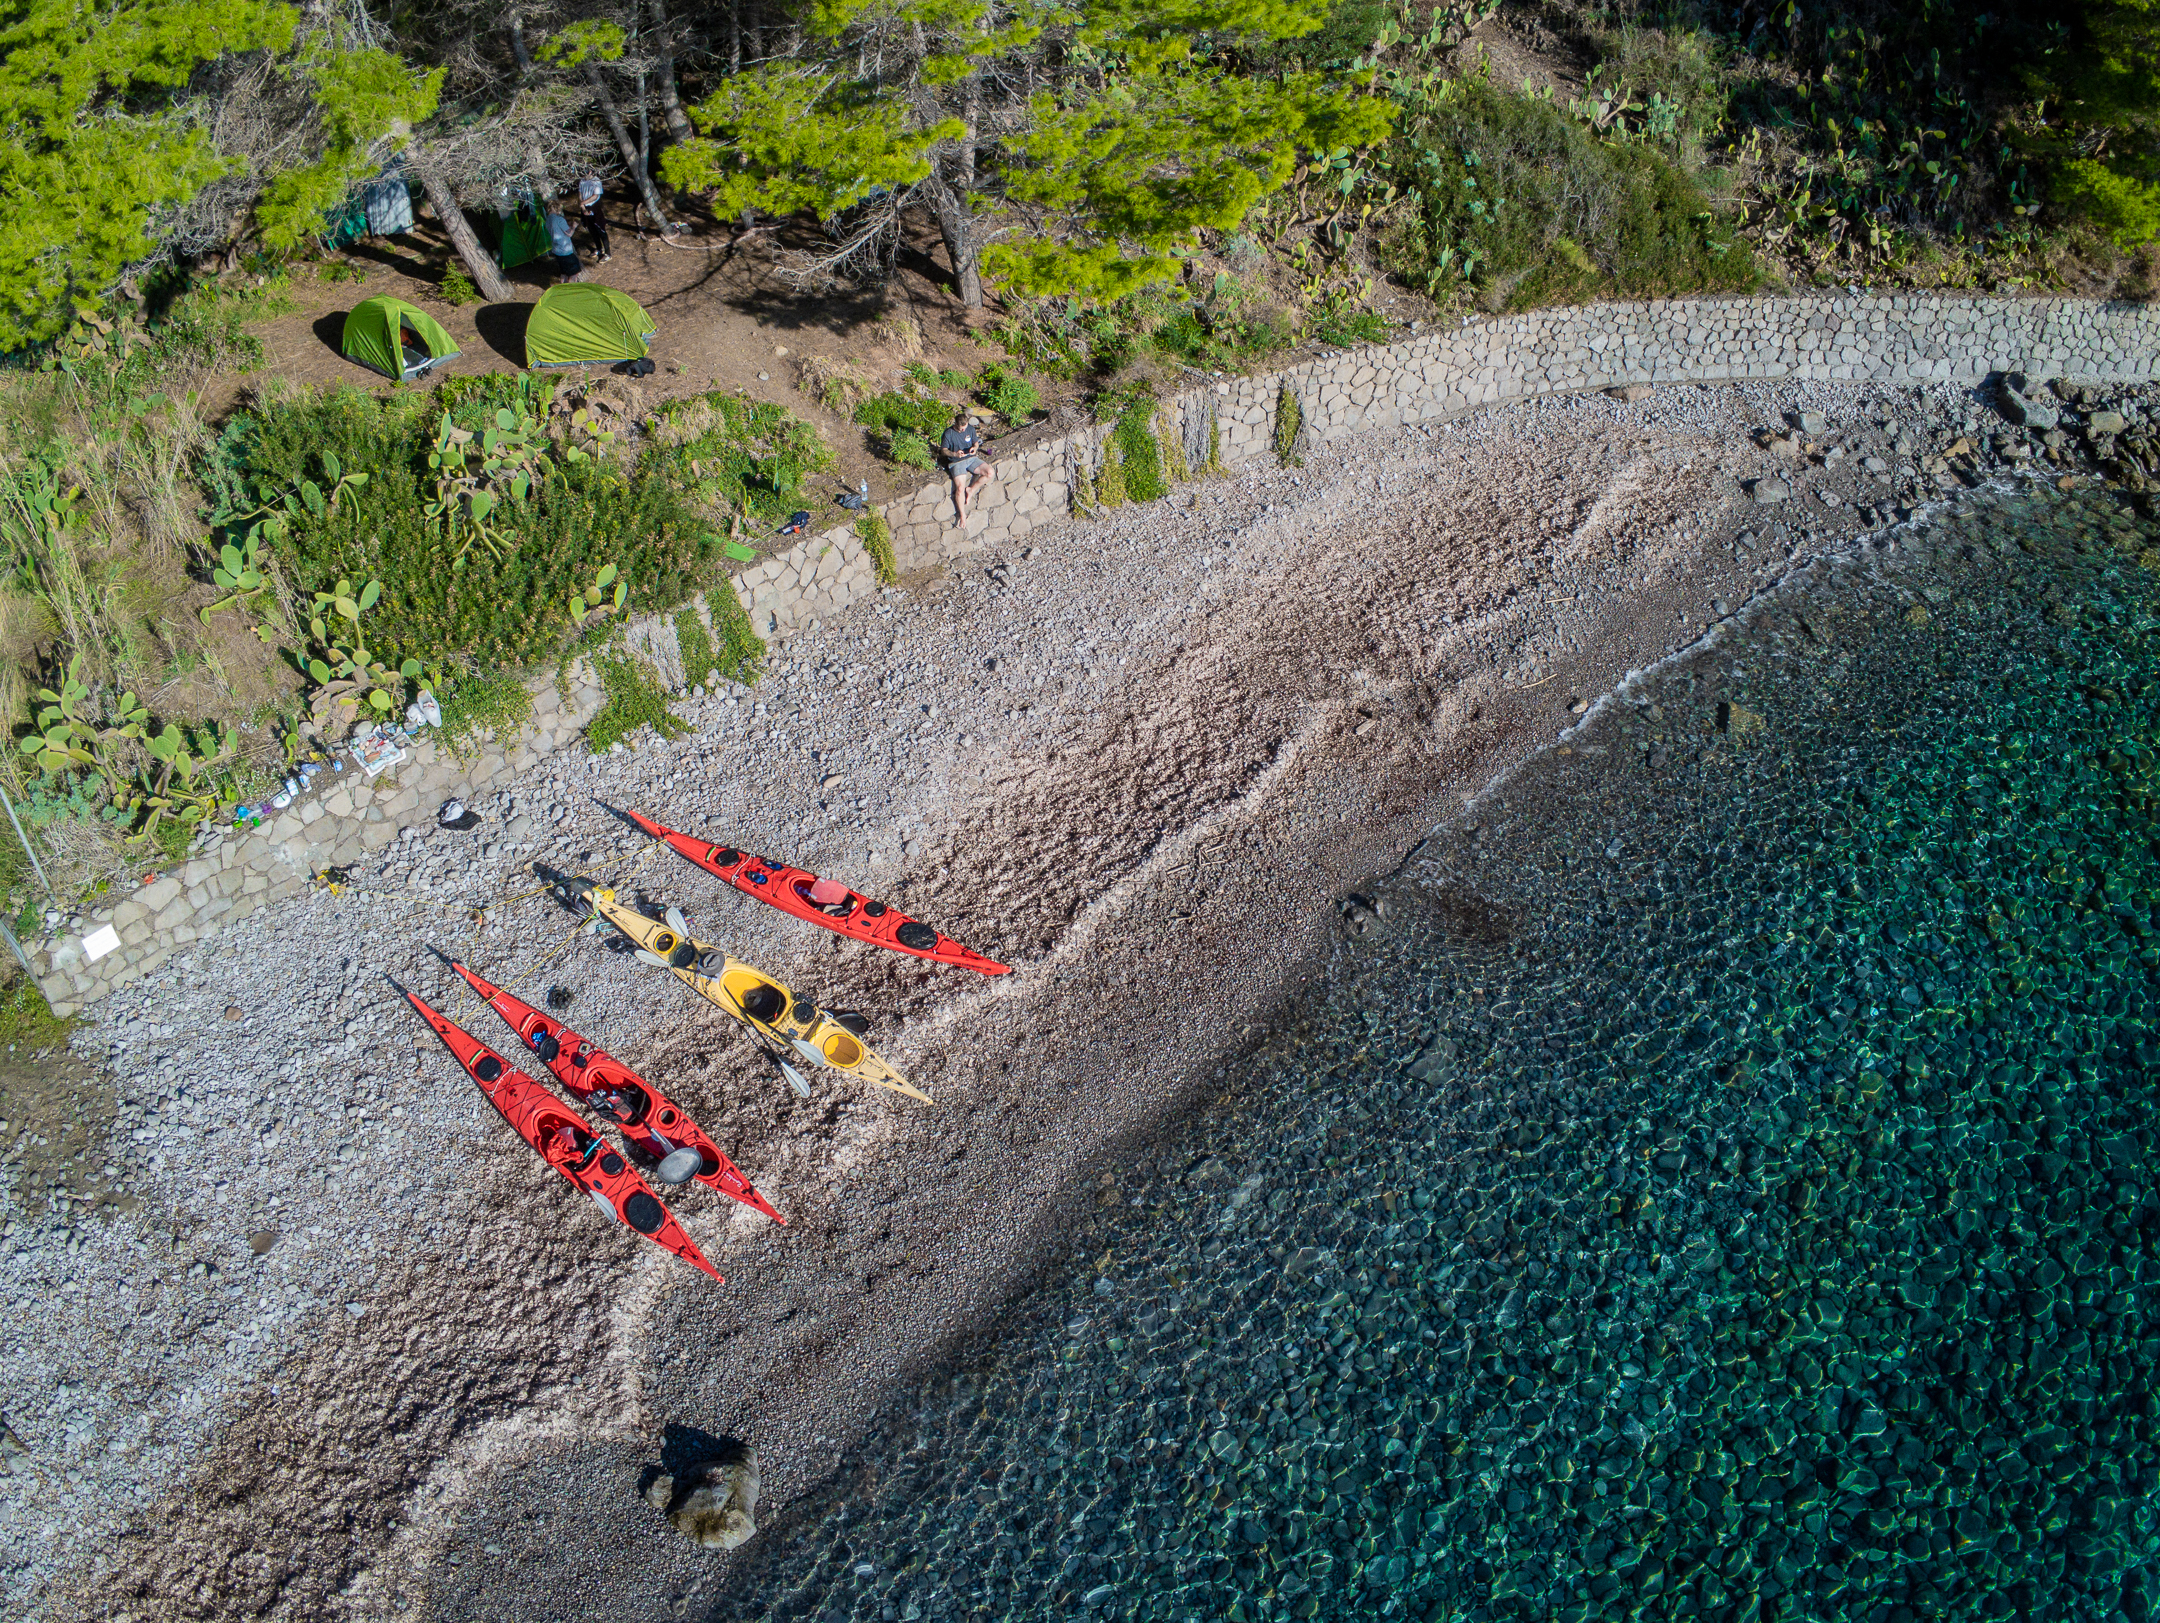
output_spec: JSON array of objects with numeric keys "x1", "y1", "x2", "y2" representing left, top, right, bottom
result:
[
  {"x1": 449, "y1": 958, "x2": 786, "y2": 1226},
  {"x1": 401, "y1": 984, "x2": 723, "y2": 1280}
]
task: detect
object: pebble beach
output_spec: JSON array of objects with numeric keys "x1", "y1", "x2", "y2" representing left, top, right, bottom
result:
[{"x1": 5, "y1": 372, "x2": 2156, "y2": 1623}]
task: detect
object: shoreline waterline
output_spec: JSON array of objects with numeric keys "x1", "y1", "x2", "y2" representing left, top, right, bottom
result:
[{"x1": 696, "y1": 478, "x2": 2160, "y2": 1623}]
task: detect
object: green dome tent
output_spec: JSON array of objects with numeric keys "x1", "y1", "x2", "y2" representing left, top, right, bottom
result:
[
  {"x1": 526, "y1": 284, "x2": 656, "y2": 368},
  {"x1": 340, "y1": 297, "x2": 460, "y2": 380}
]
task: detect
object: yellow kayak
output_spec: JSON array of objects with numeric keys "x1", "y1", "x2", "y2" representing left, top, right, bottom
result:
[{"x1": 585, "y1": 887, "x2": 932, "y2": 1105}]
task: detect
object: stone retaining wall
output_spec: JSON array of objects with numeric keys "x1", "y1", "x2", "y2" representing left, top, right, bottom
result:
[
  {"x1": 744, "y1": 292, "x2": 2160, "y2": 627},
  {"x1": 34, "y1": 293, "x2": 2160, "y2": 1015}
]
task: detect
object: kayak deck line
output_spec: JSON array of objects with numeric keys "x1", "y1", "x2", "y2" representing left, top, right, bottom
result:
[
  {"x1": 601, "y1": 802, "x2": 1010, "y2": 976},
  {"x1": 395, "y1": 980, "x2": 724, "y2": 1282},
  {"x1": 447, "y1": 957, "x2": 788, "y2": 1227},
  {"x1": 583, "y1": 887, "x2": 935, "y2": 1106}
]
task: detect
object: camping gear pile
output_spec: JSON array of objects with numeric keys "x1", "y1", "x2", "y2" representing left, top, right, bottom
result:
[{"x1": 405, "y1": 808, "x2": 1010, "y2": 1280}]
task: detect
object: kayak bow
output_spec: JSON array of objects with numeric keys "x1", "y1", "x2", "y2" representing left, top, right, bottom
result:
[
  {"x1": 401, "y1": 984, "x2": 723, "y2": 1280},
  {"x1": 449, "y1": 959, "x2": 787, "y2": 1226},
  {"x1": 585, "y1": 887, "x2": 933, "y2": 1105},
  {"x1": 614, "y1": 805, "x2": 1009, "y2": 976}
]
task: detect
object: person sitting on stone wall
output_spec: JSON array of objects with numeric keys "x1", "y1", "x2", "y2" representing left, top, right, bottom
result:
[{"x1": 941, "y1": 411, "x2": 993, "y2": 527}]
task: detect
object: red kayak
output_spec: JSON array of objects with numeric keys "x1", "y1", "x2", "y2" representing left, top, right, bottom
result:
[
  {"x1": 401, "y1": 986, "x2": 723, "y2": 1281},
  {"x1": 449, "y1": 959, "x2": 786, "y2": 1227},
  {"x1": 615, "y1": 805, "x2": 1011, "y2": 976}
]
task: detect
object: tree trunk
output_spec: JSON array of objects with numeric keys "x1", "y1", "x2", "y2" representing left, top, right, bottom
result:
[
  {"x1": 585, "y1": 62, "x2": 674, "y2": 230},
  {"x1": 650, "y1": 0, "x2": 695, "y2": 144},
  {"x1": 923, "y1": 173, "x2": 982, "y2": 309},
  {"x1": 508, "y1": 14, "x2": 535, "y2": 73},
  {"x1": 637, "y1": 67, "x2": 651, "y2": 178},
  {"x1": 729, "y1": 0, "x2": 741, "y2": 72},
  {"x1": 411, "y1": 149, "x2": 515, "y2": 302}
]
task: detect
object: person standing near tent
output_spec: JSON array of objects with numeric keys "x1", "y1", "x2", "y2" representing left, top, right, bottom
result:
[
  {"x1": 545, "y1": 201, "x2": 582, "y2": 281},
  {"x1": 577, "y1": 176, "x2": 611, "y2": 263}
]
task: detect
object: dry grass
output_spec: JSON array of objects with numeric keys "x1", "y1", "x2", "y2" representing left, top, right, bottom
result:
[
  {"x1": 795, "y1": 353, "x2": 881, "y2": 413},
  {"x1": 871, "y1": 311, "x2": 925, "y2": 360}
]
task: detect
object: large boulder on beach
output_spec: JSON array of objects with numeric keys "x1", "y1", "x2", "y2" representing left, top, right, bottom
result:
[
  {"x1": 644, "y1": 1447, "x2": 760, "y2": 1551},
  {"x1": 1999, "y1": 376, "x2": 2060, "y2": 430}
]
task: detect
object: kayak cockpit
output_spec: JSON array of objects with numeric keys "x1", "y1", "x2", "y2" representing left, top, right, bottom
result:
[
  {"x1": 792, "y1": 875, "x2": 860, "y2": 919},
  {"x1": 821, "y1": 1030, "x2": 864, "y2": 1067},
  {"x1": 589, "y1": 1081, "x2": 652, "y2": 1126},
  {"x1": 725, "y1": 971, "x2": 787, "y2": 1024}
]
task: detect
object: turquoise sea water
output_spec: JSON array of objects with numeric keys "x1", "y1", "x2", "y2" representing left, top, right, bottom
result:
[{"x1": 718, "y1": 483, "x2": 2160, "y2": 1623}]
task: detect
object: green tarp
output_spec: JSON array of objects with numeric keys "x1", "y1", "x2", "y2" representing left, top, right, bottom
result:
[
  {"x1": 526, "y1": 284, "x2": 656, "y2": 368},
  {"x1": 497, "y1": 201, "x2": 551, "y2": 272},
  {"x1": 340, "y1": 297, "x2": 460, "y2": 380}
]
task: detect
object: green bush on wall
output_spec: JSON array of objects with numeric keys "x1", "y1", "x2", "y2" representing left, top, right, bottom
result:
[
  {"x1": 674, "y1": 595, "x2": 764, "y2": 690},
  {"x1": 1112, "y1": 393, "x2": 1167, "y2": 504},
  {"x1": 857, "y1": 512, "x2": 897, "y2": 585},
  {"x1": 1275, "y1": 385, "x2": 1304, "y2": 467}
]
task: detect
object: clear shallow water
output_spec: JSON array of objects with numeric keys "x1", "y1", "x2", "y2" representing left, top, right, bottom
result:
[{"x1": 716, "y1": 484, "x2": 2160, "y2": 1623}]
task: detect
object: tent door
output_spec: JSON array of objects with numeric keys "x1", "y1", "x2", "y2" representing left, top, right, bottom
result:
[{"x1": 399, "y1": 320, "x2": 436, "y2": 379}]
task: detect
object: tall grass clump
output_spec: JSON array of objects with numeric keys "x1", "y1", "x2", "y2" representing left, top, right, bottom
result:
[{"x1": 1384, "y1": 75, "x2": 1758, "y2": 311}]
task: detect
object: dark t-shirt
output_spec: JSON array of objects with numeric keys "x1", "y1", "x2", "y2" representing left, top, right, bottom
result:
[{"x1": 940, "y1": 426, "x2": 980, "y2": 461}]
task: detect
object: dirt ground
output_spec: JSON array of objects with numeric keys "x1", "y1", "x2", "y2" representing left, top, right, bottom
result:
[{"x1": 225, "y1": 201, "x2": 995, "y2": 502}]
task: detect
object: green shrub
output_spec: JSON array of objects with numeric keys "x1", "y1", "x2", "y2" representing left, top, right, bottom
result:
[
  {"x1": 674, "y1": 595, "x2": 763, "y2": 688},
  {"x1": 1146, "y1": 275, "x2": 1295, "y2": 371},
  {"x1": 1309, "y1": 304, "x2": 1388, "y2": 346},
  {"x1": 0, "y1": 974, "x2": 72, "y2": 1048},
  {"x1": 857, "y1": 511, "x2": 897, "y2": 584},
  {"x1": 1095, "y1": 435, "x2": 1127, "y2": 507},
  {"x1": 1275, "y1": 384, "x2": 1303, "y2": 467},
  {"x1": 904, "y1": 360, "x2": 969, "y2": 391},
  {"x1": 889, "y1": 428, "x2": 938, "y2": 470},
  {"x1": 2054, "y1": 159, "x2": 2160, "y2": 249},
  {"x1": 586, "y1": 646, "x2": 689, "y2": 752},
  {"x1": 225, "y1": 383, "x2": 724, "y2": 677},
  {"x1": 436, "y1": 668, "x2": 535, "y2": 759},
  {"x1": 439, "y1": 266, "x2": 479, "y2": 306},
  {"x1": 855, "y1": 389, "x2": 951, "y2": 437},
  {"x1": 1388, "y1": 76, "x2": 1757, "y2": 309},
  {"x1": 652, "y1": 391, "x2": 836, "y2": 527},
  {"x1": 708, "y1": 589, "x2": 764, "y2": 682},
  {"x1": 1108, "y1": 390, "x2": 1166, "y2": 503},
  {"x1": 975, "y1": 363, "x2": 1041, "y2": 423},
  {"x1": 856, "y1": 385, "x2": 958, "y2": 466},
  {"x1": 1150, "y1": 308, "x2": 1213, "y2": 365}
]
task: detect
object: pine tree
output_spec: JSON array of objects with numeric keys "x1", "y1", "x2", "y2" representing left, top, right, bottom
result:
[
  {"x1": 0, "y1": 0, "x2": 295, "y2": 348},
  {"x1": 660, "y1": 0, "x2": 1392, "y2": 307}
]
